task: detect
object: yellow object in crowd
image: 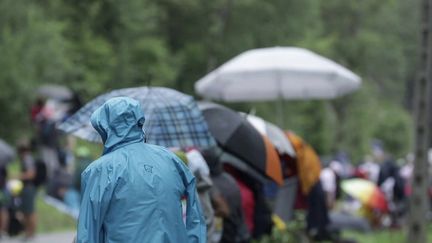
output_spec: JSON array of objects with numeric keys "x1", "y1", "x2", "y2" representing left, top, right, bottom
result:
[
  {"x1": 7, "y1": 179, "x2": 23, "y2": 196},
  {"x1": 272, "y1": 214, "x2": 287, "y2": 230}
]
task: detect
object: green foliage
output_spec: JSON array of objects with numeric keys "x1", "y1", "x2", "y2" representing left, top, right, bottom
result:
[
  {"x1": 0, "y1": 0, "x2": 419, "y2": 161},
  {"x1": 0, "y1": 0, "x2": 73, "y2": 140},
  {"x1": 372, "y1": 103, "x2": 413, "y2": 158},
  {"x1": 254, "y1": 212, "x2": 308, "y2": 243}
]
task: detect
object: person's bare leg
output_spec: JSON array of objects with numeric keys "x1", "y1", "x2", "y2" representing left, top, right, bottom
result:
[
  {"x1": 0, "y1": 208, "x2": 8, "y2": 235},
  {"x1": 24, "y1": 213, "x2": 36, "y2": 238},
  {"x1": 0, "y1": 208, "x2": 9, "y2": 238}
]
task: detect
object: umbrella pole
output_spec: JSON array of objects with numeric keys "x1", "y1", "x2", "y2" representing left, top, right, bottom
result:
[{"x1": 277, "y1": 97, "x2": 285, "y2": 129}]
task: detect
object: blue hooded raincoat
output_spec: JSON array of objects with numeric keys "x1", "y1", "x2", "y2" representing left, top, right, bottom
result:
[{"x1": 77, "y1": 97, "x2": 206, "y2": 243}]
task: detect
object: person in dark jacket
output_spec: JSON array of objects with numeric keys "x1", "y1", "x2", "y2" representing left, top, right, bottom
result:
[
  {"x1": 203, "y1": 148, "x2": 250, "y2": 243},
  {"x1": 224, "y1": 165, "x2": 273, "y2": 240}
]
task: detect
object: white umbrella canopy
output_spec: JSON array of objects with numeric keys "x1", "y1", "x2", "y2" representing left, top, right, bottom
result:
[
  {"x1": 195, "y1": 47, "x2": 361, "y2": 101},
  {"x1": 0, "y1": 139, "x2": 15, "y2": 165},
  {"x1": 37, "y1": 84, "x2": 73, "y2": 101}
]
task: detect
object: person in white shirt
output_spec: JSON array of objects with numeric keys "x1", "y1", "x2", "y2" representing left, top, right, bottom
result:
[{"x1": 320, "y1": 161, "x2": 343, "y2": 209}]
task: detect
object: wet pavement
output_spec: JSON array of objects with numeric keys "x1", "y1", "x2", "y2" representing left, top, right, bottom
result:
[{"x1": 2, "y1": 231, "x2": 75, "y2": 243}]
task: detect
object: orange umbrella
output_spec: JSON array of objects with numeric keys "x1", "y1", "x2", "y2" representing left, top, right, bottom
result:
[
  {"x1": 262, "y1": 135, "x2": 284, "y2": 185},
  {"x1": 285, "y1": 131, "x2": 321, "y2": 195}
]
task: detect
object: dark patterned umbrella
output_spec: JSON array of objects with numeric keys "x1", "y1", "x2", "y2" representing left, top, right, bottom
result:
[
  {"x1": 58, "y1": 87, "x2": 216, "y2": 149},
  {"x1": 199, "y1": 102, "x2": 283, "y2": 185}
]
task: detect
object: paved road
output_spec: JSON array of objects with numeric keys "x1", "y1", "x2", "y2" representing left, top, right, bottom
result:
[{"x1": 3, "y1": 231, "x2": 75, "y2": 243}]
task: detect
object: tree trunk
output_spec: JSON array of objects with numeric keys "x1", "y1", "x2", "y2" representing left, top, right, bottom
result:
[{"x1": 407, "y1": 1, "x2": 432, "y2": 242}]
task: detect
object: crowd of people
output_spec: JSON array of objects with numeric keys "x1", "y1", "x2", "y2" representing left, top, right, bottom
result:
[
  {"x1": 166, "y1": 133, "x2": 423, "y2": 242},
  {"x1": 0, "y1": 93, "x2": 426, "y2": 243},
  {"x1": 174, "y1": 147, "x2": 274, "y2": 242},
  {"x1": 319, "y1": 142, "x2": 415, "y2": 235},
  {"x1": 0, "y1": 94, "x2": 80, "y2": 241}
]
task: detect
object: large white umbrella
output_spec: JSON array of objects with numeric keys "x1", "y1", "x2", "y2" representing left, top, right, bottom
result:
[{"x1": 195, "y1": 47, "x2": 361, "y2": 101}]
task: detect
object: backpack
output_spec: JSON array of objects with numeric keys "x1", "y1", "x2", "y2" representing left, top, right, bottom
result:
[{"x1": 33, "y1": 159, "x2": 47, "y2": 187}]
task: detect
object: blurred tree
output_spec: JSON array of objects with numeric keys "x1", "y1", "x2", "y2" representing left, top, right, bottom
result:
[
  {"x1": 0, "y1": 0, "x2": 419, "y2": 161},
  {"x1": 61, "y1": 0, "x2": 176, "y2": 97},
  {"x1": 373, "y1": 104, "x2": 413, "y2": 158},
  {"x1": 0, "y1": 0, "x2": 73, "y2": 140}
]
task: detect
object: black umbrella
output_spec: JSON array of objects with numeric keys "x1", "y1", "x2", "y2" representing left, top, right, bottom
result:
[
  {"x1": 219, "y1": 151, "x2": 268, "y2": 184},
  {"x1": 198, "y1": 102, "x2": 283, "y2": 185}
]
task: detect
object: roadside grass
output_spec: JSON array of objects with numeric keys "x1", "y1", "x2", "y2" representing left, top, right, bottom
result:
[
  {"x1": 36, "y1": 194, "x2": 76, "y2": 233},
  {"x1": 343, "y1": 226, "x2": 432, "y2": 243}
]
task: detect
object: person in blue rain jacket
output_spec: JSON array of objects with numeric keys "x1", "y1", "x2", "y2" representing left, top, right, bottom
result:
[{"x1": 76, "y1": 97, "x2": 206, "y2": 243}]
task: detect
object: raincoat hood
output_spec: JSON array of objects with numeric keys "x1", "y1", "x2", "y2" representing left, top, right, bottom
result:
[{"x1": 90, "y1": 97, "x2": 145, "y2": 154}]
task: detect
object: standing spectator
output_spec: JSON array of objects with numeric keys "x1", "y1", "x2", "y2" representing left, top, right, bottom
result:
[
  {"x1": 31, "y1": 100, "x2": 60, "y2": 180},
  {"x1": 37, "y1": 115, "x2": 60, "y2": 180},
  {"x1": 17, "y1": 140, "x2": 38, "y2": 241},
  {"x1": 320, "y1": 161, "x2": 343, "y2": 209}
]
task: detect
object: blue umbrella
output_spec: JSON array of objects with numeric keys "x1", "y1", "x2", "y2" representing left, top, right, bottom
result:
[{"x1": 58, "y1": 87, "x2": 216, "y2": 149}]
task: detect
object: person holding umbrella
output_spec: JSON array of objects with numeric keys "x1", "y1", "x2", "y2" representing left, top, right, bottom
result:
[{"x1": 77, "y1": 97, "x2": 206, "y2": 243}]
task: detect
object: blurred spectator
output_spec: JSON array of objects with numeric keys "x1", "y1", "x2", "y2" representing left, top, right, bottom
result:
[
  {"x1": 225, "y1": 165, "x2": 273, "y2": 240},
  {"x1": 233, "y1": 173, "x2": 255, "y2": 234},
  {"x1": 377, "y1": 158, "x2": 405, "y2": 204},
  {"x1": 17, "y1": 140, "x2": 37, "y2": 241},
  {"x1": 320, "y1": 161, "x2": 343, "y2": 209},
  {"x1": 0, "y1": 162, "x2": 8, "y2": 238},
  {"x1": 31, "y1": 100, "x2": 60, "y2": 180},
  {"x1": 371, "y1": 141, "x2": 406, "y2": 226},
  {"x1": 358, "y1": 155, "x2": 380, "y2": 183},
  {"x1": 203, "y1": 148, "x2": 251, "y2": 243},
  {"x1": 30, "y1": 98, "x2": 46, "y2": 124},
  {"x1": 185, "y1": 148, "x2": 216, "y2": 243},
  {"x1": 306, "y1": 181, "x2": 332, "y2": 240},
  {"x1": 399, "y1": 153, "x2": 414, "y2": 182},
  {"x1": 173, "y1": 148, "x2": 218, "y2": 243},
  {"x1": 286, "y1": 132, "x2": 331, "y2": 241},
  {"x1": 37, "y1": 119, "x2": 60, "y2": 180}
]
